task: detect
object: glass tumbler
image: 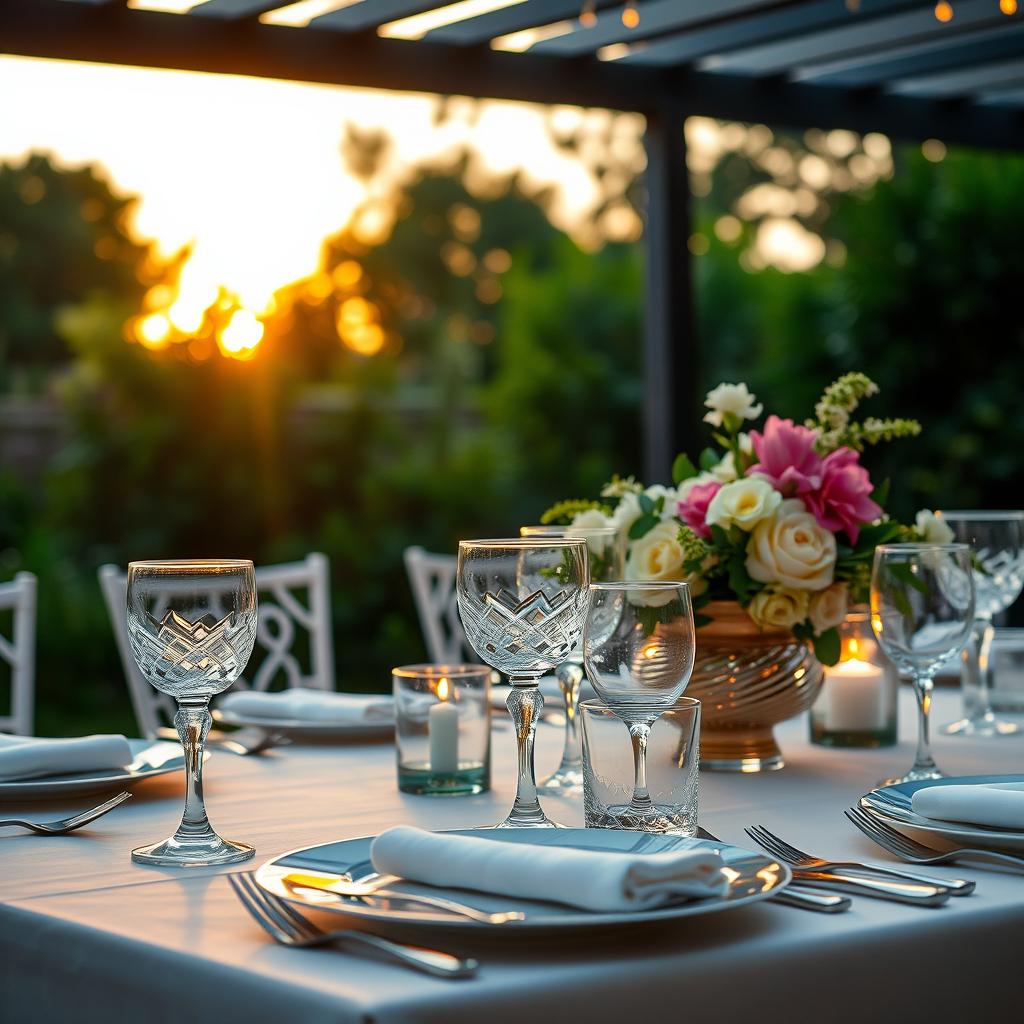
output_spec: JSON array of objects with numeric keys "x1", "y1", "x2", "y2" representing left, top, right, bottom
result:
[
  {"x1": 581, "y1": 697, "x2": 700, "y2": 836},
  {"x1": 393, "y1": 664, "x2": 491, "y2": 796}
]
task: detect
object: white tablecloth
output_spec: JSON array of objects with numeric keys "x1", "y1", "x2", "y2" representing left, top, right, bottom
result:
[{"x1": 1, "y1": 689, "x2": 1021, "y2": 1023}]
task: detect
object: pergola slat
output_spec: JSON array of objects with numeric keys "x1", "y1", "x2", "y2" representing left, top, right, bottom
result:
[{"x1": 892, "y1": 56, "x2": 1024, "y2": 97}]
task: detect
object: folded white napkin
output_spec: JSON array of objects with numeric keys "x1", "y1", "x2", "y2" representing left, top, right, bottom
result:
[
  {"x1": 219, "y1": 689, "x2": 394, "y2": 723},
  {"x1": 0, "y1": 733, "x2": 133, "y2": 782},
  {"x1": 370, "y1": 825, "x2": 728, "y2": 912},
  {"x1": 912, "y1": 782, "x2": 1024, "y2": 830}
]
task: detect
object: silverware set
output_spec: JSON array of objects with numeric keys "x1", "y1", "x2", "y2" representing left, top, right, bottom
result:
[
  {"x1": 228, "y1": 871, "x2": 478, "y2": 978},
  {"x1": 156, "y1": 726, "x2": 289, "y2": 757}
]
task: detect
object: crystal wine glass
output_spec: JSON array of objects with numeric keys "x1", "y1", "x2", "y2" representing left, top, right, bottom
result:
[
  {"x1": 937, "y1": 511, "x2": 1024, "y2": 738},
  {"x1": 870, "y1": 544, "x2": 974, "y2": 784},
  {"x1": 457, "y1": 538, "x2": 589, "y2": 828},
  {"x1": 127, "y1": 559, "x2": 257, "y2": 866},
  {"x1": 520, "y1": 524, "x2": 624, "y2": 793},
  {"x1": 583, "y1": 582, "x2": 695, "y2": 828}
]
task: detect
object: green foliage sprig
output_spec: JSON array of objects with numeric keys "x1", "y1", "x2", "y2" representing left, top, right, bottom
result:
[
  {"x1": 809, "y1": 373, "x2": 921, "y2": 453},
  {"x1": 539, "y1": 499, "x2": 612, "y2": 525}
]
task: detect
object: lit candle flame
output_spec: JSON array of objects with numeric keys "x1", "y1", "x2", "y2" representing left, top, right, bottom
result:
[{"x1": 437, "y1": 677, "x2": 450, "y2": 702}]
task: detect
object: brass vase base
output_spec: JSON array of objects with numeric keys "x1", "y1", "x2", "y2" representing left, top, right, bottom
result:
[{"x1": 700, "y1": 727, "x2": 785, "y2": 773}]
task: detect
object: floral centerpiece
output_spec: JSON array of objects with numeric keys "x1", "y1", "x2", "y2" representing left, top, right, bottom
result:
[{"x1": 542, "y1": 374, "x2": 941, "y2": 770}]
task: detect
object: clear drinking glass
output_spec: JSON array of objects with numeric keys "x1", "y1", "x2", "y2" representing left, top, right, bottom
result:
[
  {"x1": 870, "y1": 544, "x2": 974, "y2": 784},
  {"x1": 127, "y1": 559, "x2": 257, "y2": 866},
  {"x1": 456, "y1": 537, "x2": 589, "y2": 828},
  {"x1": 583, "y1": 582, "x2": 695, "y2": 825},
  {"x1": 520, "y1": 524, "x2": 624, "y2": 794},
  {"x1": 936, "y1": 511, "x2": 1024, "y2": 738},
  {"x1": 581, "y1": 698, "x2": 700, "y2": 835}
]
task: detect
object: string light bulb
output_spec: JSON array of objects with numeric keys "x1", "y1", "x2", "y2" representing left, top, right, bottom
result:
[
  {"x1": 579, "y1": 0, "x2": 596, "y2": 27},
  {"x1": 622, "y1": 1, "x2": 639, "y2": 28},
  {"x1": 999, "y1": 0, "x2": 1017, "y2": 14},
  {"x1": 934, "y1": 1, "x2": 953, "y2": 21}
]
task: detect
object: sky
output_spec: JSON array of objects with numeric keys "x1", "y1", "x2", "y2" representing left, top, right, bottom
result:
[{"x1": 0, "y1": 55, "x2": 628, "y2": 322}]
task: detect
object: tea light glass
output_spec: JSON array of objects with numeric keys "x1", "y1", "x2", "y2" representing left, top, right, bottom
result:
[
  {"x1": 581, "y1": 697, "x2": 700, "y2": 836},
  {"x1": 393, "y1": 665, "x2": 491, "y2": 796},
  {"x1": 810, "y1": 608, "x2": 898, "y2": 748}
]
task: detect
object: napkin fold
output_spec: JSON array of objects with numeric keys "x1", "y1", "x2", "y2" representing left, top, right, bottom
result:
[
  {"x1": 219, "y1": 689, "x2": 394, "y2": 723},
  {"x1": 912, "y1": 782, "x2": 1024, "y2": 830},
  {"x1": 370, "y1": 825, "x2": 728, "y2": 912},
  {"x1": 0, "y1": 733, "x2": 133, "y2": 782}
]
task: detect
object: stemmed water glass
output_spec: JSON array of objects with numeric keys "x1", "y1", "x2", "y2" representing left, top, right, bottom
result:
[
  {"x1": 937, "y1": 511, "x2": 1024, "y2": 738},
  {"x1": 870, "y1": 544, "x2": 975, "y2": 785},
  {"x1": 520, "y1": 524, "x2": 624, "y2": 793},
  {"x1": 127, "y1": 559, "x2": 258, "y2": 866},
  {"x1": 456, "y1": 538, "x2": 589, "y2": 828},
  {"x1": 583, "y1": 582, "x2": 695, "y2": 828}
]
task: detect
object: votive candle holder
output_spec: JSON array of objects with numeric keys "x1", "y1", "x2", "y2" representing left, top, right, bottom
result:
[{"x1": 393, "y1": 664, "x2": 491, "y2": 796}]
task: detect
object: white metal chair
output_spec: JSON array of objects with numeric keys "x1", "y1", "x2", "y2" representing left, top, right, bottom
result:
[
  {"x1": 99, "y1": 553, "x2": 336, "y2": 739},
  {"x1": 0, "y1": 572, "x2": 37, "y2": 735},
  {"x1": 403, "y1": 545, "x2": 477, "y2": 664}
]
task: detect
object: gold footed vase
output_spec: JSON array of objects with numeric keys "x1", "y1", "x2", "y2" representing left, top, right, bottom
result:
[{"x1": 688, "y1": 602, "x2": 824, "y2": 772}]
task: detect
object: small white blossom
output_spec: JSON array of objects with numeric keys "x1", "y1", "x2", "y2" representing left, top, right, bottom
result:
[
  {"x1": 916, "y1": 510, "x2": 956, "y2": 545},
  {"x1": 703, "y1": 383, "x2": 763, "y2": 428},
  {"x1": 571, "y1": 508, "x2": 613, "y2": 531}
]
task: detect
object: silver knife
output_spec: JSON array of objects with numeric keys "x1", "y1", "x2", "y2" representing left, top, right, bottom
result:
[{"x1": 788, "y1": 870, "x2": 950, "y2": 906}]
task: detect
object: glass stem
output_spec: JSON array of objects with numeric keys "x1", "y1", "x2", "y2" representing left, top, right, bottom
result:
[
  {"x1": 505, "y1": 677, "x2": 549, "y2": 826},
  {"x1": 962, "y1": 617, "x2": 997, "y2": 721},
  {"x1": 911, "y1": 672, "x2": 938, "y2": 776},
  {"x1": 628, "y1": 722, "x2": 654, "y2": 813},
  {"x1": 554, "y1": 662, "x2": 584, "y2": 771},
  {"x1": 174, "y1": 697, "x2": 215, "y2": 841}
]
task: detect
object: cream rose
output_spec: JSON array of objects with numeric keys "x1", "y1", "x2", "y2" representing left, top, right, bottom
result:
[
  {"x1": 706, "y1": 477, "x2": 782, "y2": 531},
  {"x1": 748, "y1": 587, "x2": 809, "y2": 630},
  {"x1": 703, "y1": 383, "x2": 763, "y2": 427},
  {"x1": 916, "y1": 510, "x2": 955, "y2": 545},
  {"x1": 571, "y1": 508, "x2": 613, "y2": 531},
  {"x1": 626, "y1": 520, "x2": 707, "y2": 606},
  {"x1": 808, "y1": 583, "x2": 848, "y2": 634},
  {"x1": 746, "y1": 499, "x2": 837, "y2": 590}
]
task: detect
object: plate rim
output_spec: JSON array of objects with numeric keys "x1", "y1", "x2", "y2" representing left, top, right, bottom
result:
[
  {"x1": 0, "y1": 738, "x2": 187, "y2": 795},
  {"x1": 255, "y1": 827, "x2": 791, "y2": 932},
  {"x1": 862, "y1": 772, "x2": 1024, "y2": 844}
]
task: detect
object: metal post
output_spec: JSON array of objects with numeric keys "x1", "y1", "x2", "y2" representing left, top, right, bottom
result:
[{"x1": 642, "y1": 103, "x2": 699, "y2": 483}]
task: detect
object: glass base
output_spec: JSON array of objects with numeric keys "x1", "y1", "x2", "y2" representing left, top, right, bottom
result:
[
  {"x1": 538, "y1": 765, "x2": 583, "y2": 794},
  {"x1": 942, "y1": 714, "x2": 1021, "y2": 738},
  {"x1": 586, "y1": 802, "x2": 696, "y2": 836},
  {"x1": 132, "y1": 831, "x2": 255, "y2": 868},
  {"x1": 878, "y1": 767, "x2": 944, "y2": 787},
  {"x1": 810, "y1": 723, "x2": 898, "y2": 749},
  {"x1": 398, "y1": 762, "x2": 489, "y2": 796},
  {"x1": 493, "y1": 808, "x2": 564, "y2": 828},
  {"x1": 701, "y1": 753, "x2": 784, "y2": 773}
]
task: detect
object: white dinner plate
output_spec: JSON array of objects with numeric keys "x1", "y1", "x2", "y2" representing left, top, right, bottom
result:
[
  {"x1": 212, "y1": 707, "x2": 394, "y2": 742},
  {"x1": 861, "y1": 773, "x2": 1024, "y2": 852},
  {"x1": 0, "y1": 739, "x2": 190, "y2": 802},
  {"x1": 256, "y1": 828, "x2": 791, "y2": 935}
]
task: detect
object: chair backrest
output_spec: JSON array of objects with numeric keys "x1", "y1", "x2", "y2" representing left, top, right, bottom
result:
[
  {"x1": 98, "y1": 553, "x2": 336, "y2": 739},
  {"x1": 403, "y1": 546, "x2": 477, "y2": 664},
  {"x1": 0, "y1": 572, "x2": 37, "y2": 735}
]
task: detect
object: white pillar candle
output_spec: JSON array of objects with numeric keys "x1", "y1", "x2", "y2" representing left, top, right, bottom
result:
[
  {"x1": 428, "y1": 680, "x2": 459, "y2": 773},
  {"x1": 822, "y1": 657, "x2": 887, "y2": 732}
]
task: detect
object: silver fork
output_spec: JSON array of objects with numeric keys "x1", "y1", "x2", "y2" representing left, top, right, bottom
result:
[
  {"x1": 228, "y1": 872, "x2": 478, "y2": 979},
  {"x1": 0, "y1": 791, "x2": 131, "y2": 835},
  {"x1": 157, "y1": 727, "x2": 289, "y2": 757},
  {"x1": 846, "y1": 805, "x2": 1024, "y2": 872},
  {"x1": 697, "y1": 827, "x2": 850, "y2": 913},
  {"x1": 745, "y1": 824, "x2": 974, "y2": 896}
]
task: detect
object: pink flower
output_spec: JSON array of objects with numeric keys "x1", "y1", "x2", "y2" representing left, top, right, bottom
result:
[
  {"x1": 802, "y1": 448, "x2": 882, "y2": 543},
  {"x1": 747, "y1": 416, "x2": 823, "y2": 497},
  {"x1": 677, "y1": 480, "x2": 721, "y2": 539}
]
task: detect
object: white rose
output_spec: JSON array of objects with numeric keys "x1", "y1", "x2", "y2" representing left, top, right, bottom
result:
[
  {"x1": 625, "y1": 520, "x2": 707, "y2": 606},
  {"x1": 746, "y1": 498, "x2": 837, "y2": 590},
  {"x1": 748, "y1": 587, "x2": 809, "y2": 630},
  {"x1": 916, "y1": 510, "x2": 955, "y2": 545},
  {"x1": 611, "y1": 492, "x2": 641, "y2": 537},
  {"x1": 706, "y1": 477, "x2": 782, "y2": 531},
  {"x1": 572, "y1": 508, "x2": 612, "y2": 531},
  {"x1": 808, "y1": 583, "x2": 848, "y2": 634},
  {"x1": 703, "y1": 383, "x2": 763, "y2": 427},
  {"x1": 645, "y1": 484, "x2": 680, "y2": 519}
]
